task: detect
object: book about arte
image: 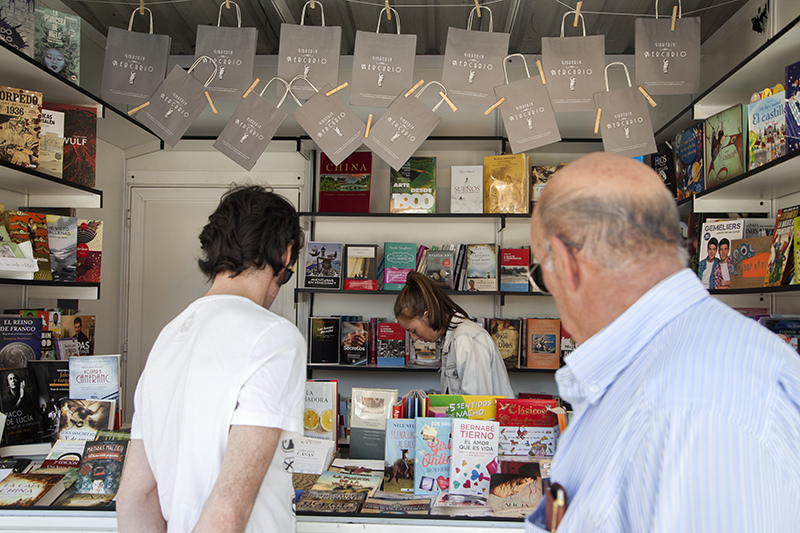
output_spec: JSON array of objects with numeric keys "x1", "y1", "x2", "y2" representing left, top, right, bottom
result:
[
  {"x1": 449, "y1": 418, "x2": 499, "y2": 502},
  {"x1": 5, "y1": 211, "x2": 51, "y2": 280},
  {"x1": 384, "y1": 418, "x2": 416, "y2": 494},
  {"x1": 704, "y1": 104, "x2": 746, "y2": 189},
  {"x1": 42, "y1": 103, "x2": 96, "y2": 189},
  {"x1": 0, "y1": 0, "x2": 34, "y2": 57},
  {"x1": 414, "y1": 417, "x2": 452, "y2": 496},
  {"x1": 697, "y1": 218, "x2": 745, "y2": 290},
  {"x1": 0, "y1": 86, "x2": 41, "y2": 170},
  {"x1": 72, "y1": 439, "x2": 128, "y2": 495},
  {"x1": 303, "y1": 380, "x2": 338, "y2": 442},
  {"x1": 765, "y1": 205, "x2": 800, "y2": 287},
  {"x1": 488, "y1": 318, "x2": 521, "y2": 369},
  {"x1": 0, "y1": 367, "x2": 44, "y2": 446},
  {"x1": 729, "y1": 235, "x2": 771, "y2": 289},
  {"x1": 748, "y1": 91, "x2": 786, "y2": 171},
  {"x1": 0, "y1": 472, "x2": 66, "y2": 506},
  {"x1": 75, "y1": 220, "x2": 102, "y2": 283},
  {"x1": 343, "y1": 244, "x2": 378, "y2": 291},
  {"x1": 383, "y1": 242, "x2": 416, "y2": 291},
  {"x1": 426, "y1": 248, "x2": 457, "y2": 290},
  {"x1": 499, "y1": 248, "x2": 529, "y2": 292},
  {"x1": 390, "y1": 156, "x2": 436, "y2": 214},
  {"x1": 46, "y1": 215, "x2": 77, "y2": 282},
  {"x1": 525, "y1": 318, "x2": 561, "y2": 370},
  {"x1": 650, "y1": 143, "x2": 677, "y2": 200},
  {"x1": 530, "y1": 164, "x2": 567, "y2": 206},
  {"x1": 465, "y1": 244, "x2": 498, "y2": 292},
  {"x1": 308, "y1": 316, "x2": 341, "y2": 364},
  {"x1": 483, "y1": 154, "x2": 530, "y2": 214},
  {"x1": 674, "y1": 122, "x2": 704, "y2": 200},
  {"x1": 57, "y1": 399, "x2": 115, "y2": 441},
  {"x1": 786, "y1": 60, "x2": 800, "y2": 154},
  {"x1": 341, "y1": 321, "x2": 368, "y2": 365},
  {"x1": 0, "y1": 315, "x2": 42, "y2": 368},
  {"x1": 61, "y1": 315, "x2": 94, "y2": 356},
  {"x1": 426, "y1": 395, "x2": 504, "y2": 421},
  {"x1": 450, "y1": 165, "x2": 483, "y2": 213},
  {"x1": 68, "y1": 354, "x2": 120, "y2": 402},
  {"x1": 304, "y1": 242, "x2": 342, "y2": 289},
  {"x1": 34, "y1": 7, "x2": 80, "y2": 84},
  {"x1": 39, "y1": 108, "x2": 64, "y2": 179},
  {"x1": 318, "y1": 151, "x2": 372, "y2": 213}
]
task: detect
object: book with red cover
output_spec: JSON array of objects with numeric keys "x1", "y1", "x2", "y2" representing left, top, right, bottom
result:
[
  {"x1": 496, "y1": 398, "x2": 558, "y2": 427},
  {"x1": 42, "y1": 103, "x2": 97, "y2": 188},
  {"x1": 318, "y1": 151, "x2": 372, "y2": 213},
  {"x1": 75, "y1": 220, "x2": 102, "y2": 283}
]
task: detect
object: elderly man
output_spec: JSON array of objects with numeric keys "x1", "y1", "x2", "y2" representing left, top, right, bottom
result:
[{"x1": 525, "y1": 152, "x2": 800, "y2": 532}]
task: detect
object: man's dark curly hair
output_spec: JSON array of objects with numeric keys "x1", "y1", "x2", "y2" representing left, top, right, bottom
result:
[{"x1": 198, "y1": 185, "x2": 304, "y2": 281}]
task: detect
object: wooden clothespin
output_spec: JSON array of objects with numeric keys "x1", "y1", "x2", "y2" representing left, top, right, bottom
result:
[
  {"x1": 439, "y1": 91, "x2": 457, "y2": 112},
  {"x1": 225, "y1": 0, "x2": 230, "y2": 8},
  {"x1": 574, "y1": 1, "x2": 582, "y2": 27},
  {"x1": 325, "y1": 82, "x2": 348, "y2": 96},
  {"x1": 594, "y1": 108, "x2": 602, "y2": 133},
  {"x1": 536, "y1": 60, "x2": 547, "y2": 85},
  {"x1": 474, "y1": 0, "x2": 481, "y2": 17},
  {"x1": 128, "y1": 101, "x2": 149, "y2": 116},
  {"x1": 205, "y1": 91, "x2": 218, "y2": 114},
  {"x1": 310, "y1": 0, "x2": 315, "y2": 8},
  {"x1": 484, "y1": 97, "x2": 505, "y2": 116},
  {"x1": 139, "y1": 0, "x2": 145, "y2": 15},
  {"x1": 671, "y1": 6, "x2": 678, "y2": 31},
  {"x1": 404, "y1": 79, "x2": 424, "y2": 97},
  {"x1": 365, "y1": 114, "x2": 373, "y2": 138},
  {"x1": 385, "y1": 1, "x2": 391, "y2": 20},
  {"x1": 638, "y1": 86, "x2": 657, "y2": 107},
  {"x1": 242, "y1": 78, "x2": 260, "y2": 99}
]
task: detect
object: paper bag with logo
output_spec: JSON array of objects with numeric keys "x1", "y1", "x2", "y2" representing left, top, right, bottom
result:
[
  {"x1": 100, "y1": 8, "x2": 171, "y2": 106},
  {"x1": 193, "y1": 1, "x2": 257, "y2": 101},
  {"x1": 291, "y1": 76, "x2": 365, "y2": 166},
  {"x1": 362, "y1": 82, "x2": 450, "y2": 171},
  {"x1": 136, "y1": 57, "x2": 218, "y2": 147},
  {"x1": 541, "y1": 11, "x2": 606, "y2": 112},
  {"x1": 441, "y1": 6, "x2": 510, "y2": 107},
  {"x1": 593, "y1": 62, "x2": 657, "y2": 158},
  {"x1": 277, "y1": 1, "x2": 341, "y2": 100},
  {"x1": 350, "y1": 7, "x2": 416, "y2": 108},
  {"x1": 493, "y1": 54, "x2": 561, "y2": 154},
  {"x1": 635, "y1": 0, "x2": 700, "y2": 95},
  {"x1": 214, "y1": 77, "x2": 298, "y2": 171}
]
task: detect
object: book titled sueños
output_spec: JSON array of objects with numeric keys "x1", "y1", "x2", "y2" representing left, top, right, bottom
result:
[{"x1": 414, "y1": 417, "x2": 452, "y2": 496}]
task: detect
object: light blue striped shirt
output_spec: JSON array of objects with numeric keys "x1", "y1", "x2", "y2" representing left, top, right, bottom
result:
[{"x1": 526, "y1": 269, "x2": 800, "y2": 532}]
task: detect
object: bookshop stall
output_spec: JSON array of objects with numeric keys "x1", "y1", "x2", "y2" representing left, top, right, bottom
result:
[{"x1": 2, "y1": 0, "x2": 800, "y2": 529}]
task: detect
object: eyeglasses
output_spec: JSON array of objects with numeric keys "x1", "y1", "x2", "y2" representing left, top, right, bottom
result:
[
  {"x1": 281, "y1": 264, "x2": 295, "y2": 285},
  {"x1": 527, "y1": 246, "x2": 551, "y2": 295}
]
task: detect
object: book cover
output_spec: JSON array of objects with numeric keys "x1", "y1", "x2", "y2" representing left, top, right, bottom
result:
[
  {"x1": 341, "y1": 321, "x2": 368, "y2": 365},
  {"x1": 465, "y1": 244, "x2": 498, "y2": 292},
  {"x1": 46, "y1": 215, "x2": 76, "y2": 282},
  {"x1": 27, "y1": 359, "x2": 69, "y2": 440},
  {"x1": 765, "y1": 205, "x2": 800, "y2": 287},
  {"x1": 426, "y1": 249, "x2": 457, "y2": 290},
  {"x1": 786, "y1": 60, "x2": 800, "y2": 154},
  {"x1": 650, "y1": 143, "x2": 677, "y2": 200},
  {"x1": 350, "y1": 387, "x2": 397, "y2": 461},
  {"x1": 34, "y1": 7, "x2": 80, "y2": 83},
  {"x1": 408, "y1": 338, "x2": 440, "y2": 368},
  {"x1": 39, "y1": 108, "x2": 64, "y2": 179},
  {"x1": 496, "y1": 398, "x2": 559, "y2": 427},
  {"x1": 292, "y1": 436, "x2": 336, "y2": 475},
  {"x1": 53, "y1": 492, "x2": 114, "y2": 507},
  {"x1": 0, "y1": 86, "x2": 41, "y2": 170},
  {"x1": 0, "y1": 0, "x2": 34, "y2": 57},
  {"x1": 450, "y1": 165, "x2": 483, "y2": 214},
  {"x1": 5, "y1": 211, "x2": 51, "y2": 280},
  {"x1": 295, "y1": 489, "x2": 366, "y2": 513},
  {"x1": 343, "y1": 244, "x2": 378, "y2": 291},
  {"x1": 0, "y1": 367, "x2": 44, "y2": 446},
  {"x1": 384, "y1": 419, "x2": 415, "y2": 493},
  {"x1": 73, "y1": 439, "x2": 128, "y2": 495},
  {"x1": 497, "y1": 426, "x2": 559, "y2": 456},
  {"x1": 560, "y1": 325, "x2": 578, "y2": 363},
  {"x1": 309, "y1": 470, "x2": 383, "y2": 496},
  {"x1": 730, "y1": 235, "x2": 771, "y2": 289},
  {"x1": 487, "y1": 471, "x2": 544, "y2": 517},
  {"x1": 488, "y1": 318, "x2": 521, "y2": 369},
  {"x1": 449, "y1": 418, "x2": 499, "y2": 502},
  {"x1": 362, "y1": 493, "x2": 431, "y2": 514},
  {"x1": 674, "y1": 122, "x2": 704, "y2": 200},
  {"x1": 68, "y1": 354, "x2": 119, "y2": 402},
  {"x1": 42, "y1": 439, "x2": 85, "y2": 469},
  {"x1": 55, "y1": 337, "x2": 79, "y2": 360},
  {"x1": 42, "y1": 103, "x2": 96, "y2": 188},
  {"x1": 748, "y1": 91, "x2": 786, "y2": 171},
  {"x1": 697, "y1": 218, "x2": 745, "y2": 290},
  {"x1": 426, "y1": 395, "x2": 503, "y2": 420},
  {"x1": 303, "y1": 242, "x2": 342, "y2": 289},
  {"x1": 483, "y1": 154, "x2": 530, "y2": 214},
  {"x1": 308, "y1": 317, "x2": 340, "y2": 365},
  {"x1": 304, "y1": 380, "x2": 338, "y2": 442},
  {"x1": 525, "y1": 318, "x2": 561, "y2": 369},
  {"x1": 0, "y1": 472, "x2": 65, "y2": 506},
  {"x1": 499, "y1": 248, "x2": 529, "y2": 292},
  {"x1": 61, "y1": 315, "x2": 94, "y2": 356},
  {"x1": 390, "y1": 156, "x2": 436, "y2": 214},
  {"x1": 318, "y1": 151, "x2": 372, "y2": 213},
  {"x1": 530, "y1": 164, "x2": 567, "y2": 205},
  {"x1": 0, "y1": 316, "x2": 42, "y2": 367},
  {"x1": 75, "y1": 220, "x2": 102, "y2": 283},
  {"x1": 413, "y1": 417, "x2": 452, "y2": 496},
  {"x1": 383, "y1": 242, "x2": 416, "y2": 291},
  {"x1": 704, "y1": 104, "x2": 746, "y2": 189},
  {"x1": 376, "y1": 321, "x2": 406, "y2": 366},
  {"x1": 57, "y1": 399, "x2": 114, "y2": 441}
]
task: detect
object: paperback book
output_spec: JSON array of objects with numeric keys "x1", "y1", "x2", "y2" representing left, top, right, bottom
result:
[
  {"x1": 57, "y1": 399, "x2": 114, "y2": 441},
  {"x1": 426, "y1": 248, "x2": 457, "y2": 290},
  {"x1": 318, "y1": 151, "x2": 372, "y2": 213},
  {"x1": 308, "y1": 317, "x2": 341, "y2": 364},
  {"x1": 304, "y1": 242, "x2": 342, "y2": 289},
  {"x1": 43, "y1": 104, "x2": 97, "y2": 189},
  {"x1": 384, "y1": 419, "x2": 416, "y2": 493},
  {"x1": 27, "y1": 359, "x2": 69, "y2": 440},
  {"x1": 42, "y1": 439, "x2": 85, "y2": 469},
  {"x1": 46, "y1": 216, "x2": 77, "y2": 282},
  {"x1": 650, "y1": 143, "x2": 677, "y2": 200},
  {"x1": 525, "y1": 318, "x2": 561, "y2": 370},
  {"x1": 530, "y1": 164, "x2": 567, "y2": 206},
  {"x1": 450, "y1": 165, "x2": 483, "y2": 213},
  {"x1": 730, "y1": 235, "x2": 771, "y2": 289},
  {"x1": 697, "y1": 218, "x2": 745, "y2": 290},
  {"x1": 499, "y1": 248, "x2": 529, "y2": 292},
  {"x1": 343, "y1": 244, "x2": 378, "y2": 291},
  {"x1": 39, "y1": 108, "x2": 64, "y2": 178},
  {"x1": 341, "y1": 321, "x2": 368, "y2": 365},
  {"x1": 483, "y1": 154, "x2": 530, "y2": 214},
  {"x1": 426, "y1": 394, "x2": 504, "y2": 421},
  {"x1": 0, "y1": 367, "x2": 44, "y2": 446},
  {"x1": 414, "y1": 417, "x2": 452, "y2": 496},
  {"x1": 674, "y1": 122, "x2": 704, "y2": 200},
  {"x1": 34, "y1": 7, "x2": 80, "y2": 84},
  {"x1": 465, "y1": 244, "x2": 498, "y2": 292},
  {"x1": 390, "y1": 156, "x2": 436, "y2": 214},
  {"x1": 496, "y1": 398, "x2": 559, "y2": 427},
  {"x1": 0, "y1": 472, "x2": 66, "y2": 506},
  {"x1": 383, "y1": 242, "x2": 416, "y2": 291},
  {"x1": 68, "y1": 354, "x2": 120, "y2": 402},
  {"x1": 488, "y1": 318, "x2": 521, "y2": 369},
  {"x1": 0, "y1": 315, "x2": 42, "y2": 367},
  {"x1": 5, "y1": 211, "x2": 51, "y2": 280},
  {"x1": 75, "y1": 220, "x2": 102, "y2": 283},
  {"x1": 449, "y1": 418, "x2": 499, "y2": 502},
  {"x1": 303, "y1": 380, "x2": 338, "y2": 442},
  {"x1": 61, "y1": 315, "x2": 95, "y2": 355},
  {"x1": 376, "y1": 321, "x2": 406, "y2": 366},
  {"x1": 292, "y1": 436, "x2": 336, "y2": 475},
  {"x1": 786, "y1": 59, "x2": 800, "y2": 154},
  {"x1": 704, "y1": 104, "x2": 746, "y2": 189},
  {"x1": 765, "y1": 205, "x2": 800, "y2": 287},
  {"x1": 0, "y1": 86, "x2": 41, "y2": 170},
  {"x1": 748, "y1": 91, "x2": 786, "y2": 170},
  {"x1": 350, "y1": 387, "x2": 397, "y2": 461},
  {"x1": 487, "y1": 471, "x2": 544, "y2": 517},
  {"x1": 72, "y1": 439, "x2": 128, "y2": 495},
  {"x1": 0, "y1": 0, "x2": 34, "y2": 57}
]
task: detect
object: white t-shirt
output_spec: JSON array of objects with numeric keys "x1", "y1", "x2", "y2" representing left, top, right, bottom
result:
[
  {"x1": 131, "y1": 295, "x2": 306, "y2": 532},
  {"x1": 720, "y1": 262, "x2": 730, "y2": 281}
]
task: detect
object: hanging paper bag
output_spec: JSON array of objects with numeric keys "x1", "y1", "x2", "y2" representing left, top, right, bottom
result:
[
  {"x1": 136, "y1": 57, "x2": 218, "y2": 147},
  {"x1": 350, "y1": 7, "x2": 416, "y2": 108},
  {"x1": 362, "y1": 82, "x2": 453, "y2": 171},
  {"x1": 441, "y1": 6, "x2": 510, "y2": 106},
  {"x1": 541, "y1": 11, "x2": 606, "y2": 112},
  {"x1": 193, "y1": 1, "x2": 258, "y2": 101},
  {"x1": 291, "y1": 76, "x2": 365, "y2": 166},
  {"x1": 277, "y1": 1, "x2": 341, "y2": 100},
  {"x1": 593, "y1": 62, "x2": 657, "y2": 158},
  {"x1": 635, "y1": 0, "x2": 700, "y2": 95},
  {"x1": 100, "y1": 8, "x2": 171, "y2": 106},
  {"x1": 492, "y1": 54, "x2": 561, "y2": 154},
  {"x1": 213, "y1": 77, "x2": 298, "y2": 171}
]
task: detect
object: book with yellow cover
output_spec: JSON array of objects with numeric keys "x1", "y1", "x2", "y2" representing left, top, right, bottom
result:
[{"x1": 483, "y1": 154, "x2": 530, "y2": 214}]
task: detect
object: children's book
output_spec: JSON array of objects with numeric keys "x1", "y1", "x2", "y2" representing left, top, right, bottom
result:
[
  {"x1": 765, "y1": 205, "x2": 800, "y2": 287},
  {"x1": 525, "y1": 318, "x2": 561, "y2": 369},
  {"x1": 786, "y1": 60, "x2": 800, "y2": 154},
  {"x1": 390, "y1": 156, "x2": 436, "y2": 214},
  {"x1": 0, "y1": 472, "x2": 66, "y2": 506},
  {"x1": 34, "y1": 7, "x2": 80, "y2": 84},
  {"x1": 0, "y1": 86, "x2": 41, "y2": 170},
  {"x1": 465, "y1": 244, "x2": 498, "y2": 292},
  {"x1": 43, "y1": 104, "x2": 97, "y2": 188},
  {"x1": 340, "y1": 321, "x2": 368, "y2": 365},
  {"x1": 384, "y1": 419, "x2": 416, "y2": 493},
  {"x1": 414, "y1": 417, "x2": 452, "y2": 496},
  {"x1": 303, "y1": 242, "x2": 342, "y2": 289},
  {"x1": 61, "y1": 315, "x2": 95, "y2": 356},
  {"x1": 46, "y1": 215, "x2": 77, "y2": 282},
  {"x1": 704, "y1": 104, "x2": 746, "y2": 189},
  {"x1": 383, "y1": 242, "x2": 416, "y2": 291},
  {"x1": 426, "y1": 395, "x2": 504, "y2": 421},
  {"x1": 68, "y1": 354, "x2": 120, "y2": 402},
  {"x1": 450, "y1": 165, "x2": 483, "y2": 213},
  {"x1": 343, "y1": 244, "x2": 378, "y2": 291},
  {"x1": 304, "y1": 380, "x2": 338, "y2": 442},
  {"x1": 730, "y1": 235, "x2": 771, "y2": 289},
  {"x1": 697, "y1": 218, "x2": 746, "y2": 290},
  {"x1": 72, "y1": 439, "x2": 128, "y2": 495},
  {"x1": 498, "y1": 426, "x2": 560, "y2": 456},
  {"x1": 308, "y1": 317, "x2": 341, "y2": 364},
  {"x1": 483, "y1": 154, "x2": 530, "y2": 214},
  {"x1": 0, "y1": 367, "x2": 44, "y2": 446},
  {"x1": 75, "y1": 220, "x2": 102, "y2": 282},
  {"x1": 487, "y1": 318, "x2": 521, "y2": 369},
  {"x1": 496, "y1": 398, "x2": 559, "y2": 427},
  {"x1": 499, "y1": 248, "x2": 529, "y2": 292},
  {"x1": 318, "y1": 151, "x2": 372, "y2": 213},
  {"x1": 5, "y1": 211, "x2": 52, "y2": 280},
  {"x1": 674, "y1": 122, "x2": 704, "y2": 200},
  {"x1": 748, "y1": 91, "x2": 786, "y2": 170},
  {"x1": 0, "y1": 0, "x2": 34, "y2": 57},
  {"x1": 449, "y1": 418, "x2": 499, "y2": 502}
]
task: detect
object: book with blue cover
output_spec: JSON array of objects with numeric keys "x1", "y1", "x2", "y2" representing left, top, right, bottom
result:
[
  {"x1": 384, "y1": 419, "x2": 416, "y2": 493},
  {"x1": 748, "y1": 91, "x2": 786, "y2": 170},
  {"x1": 674, "y1": 122, "x2": 704, "y2": 200},
  {"x1": 786, "y1": 60, "x2": 800, "y2": 154},
  {"x1": 414, "y1": 417, "x2": 452, "y2": 496}
]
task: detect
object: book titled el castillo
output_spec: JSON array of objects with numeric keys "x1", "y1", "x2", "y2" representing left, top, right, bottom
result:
[
  {"x1": 0, "y1": 86, "x2": 42, "y2": 170},
  {"x1": 318, "y1": 151, "x2": 372, "y2": 213},
  {"x1": 748, "y1": 91, "x2": 786, "y2": 171},
  {"x1": 43, "y1": 103, "x2": 97, "y2": 188}
]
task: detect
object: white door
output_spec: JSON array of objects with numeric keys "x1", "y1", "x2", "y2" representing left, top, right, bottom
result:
[{"x1": 124, "y1": 186, "x2": 300, "y2": 422}]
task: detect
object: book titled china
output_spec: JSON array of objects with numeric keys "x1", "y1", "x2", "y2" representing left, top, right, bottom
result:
[
  {"x1": 748, "y1": 91, "x2": 786, "y2": 171},
  {"x1": 343, "y1": 244, "x2": 378, "y2": 291},
  {"x1": 449, "y1": 418, "x2": 499, "y2": 502},
  {"x1": 76, "y1": 220, "x2": 102, "y2": 282},
  {"x1": 450, "y1": 165, "x2": 483, "y2": 213},
  {"x1": 0, "y1": 86, "x2": 41, "y2": 171},
  {"x1": 414, "y1": 417, "x2": 452, "y2": 496},
  {"x1": 0, "y1": 472, "x2": 66, "y2": 507},
  {"x1": 525, "y1": 318, "x2": 561, "y2": 370},
  {"x1": 390, "y1": 156, "x2": 436, "y2": 214},
  {"x1": 34, "y1": 7, "x2": 80, "y2": 84},
  {"x1": 483, "y1": 154, "x2": 530, "y2": 214},
  {"x1": 43, "y1": 103, "x2": 97, "y2": 189},
  {"x1": 384, "y1": 418, "x2": 416, "y2": 493},
  {"x1": 318, "y1": 151, "x2": 372, "y2": 213},
  {"x1": 465, "y1": 244, "x2": 498, "y2": 292},
  {"x1": 303, "y1": 242, "x2": 342, "y2": 289}
]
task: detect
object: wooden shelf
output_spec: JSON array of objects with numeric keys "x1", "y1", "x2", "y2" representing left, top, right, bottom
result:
[{"x1": 0, "y1": 160, "x2": 102, "y2": 208}]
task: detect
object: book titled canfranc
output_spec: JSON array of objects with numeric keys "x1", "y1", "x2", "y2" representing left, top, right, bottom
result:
[
  {"x1": 0, "y1": 86, "x2": 42, "y2": 170},
  {"x1": 483, "y1": 154, "x2": 530, "y2": 214},
  {"x1": 318, "y1": 151, "x2": 372, "y2": 213}
]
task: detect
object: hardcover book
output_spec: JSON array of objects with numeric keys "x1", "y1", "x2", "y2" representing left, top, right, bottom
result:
[
  {"x1": 525, "y1": 318, "x2": 561, "y2": 370},
  {"x1": 496, "y1": 398, "x2": 559, "y2": 427},
  {"x1": 426, "y1": 248, "x2": 457, "y2": 290},
  {"x1": 46, "y1": 215, "x2": 77, "y2": 282},
  {"x1": 730, "y1": 235, "x2": 771, "y2": 289},
  {"x1": 0, "y1": 86, "x2": 41, "y2": 170},
  {"x1": 0, "y1": 472, "x2": 66, "y2": 506},
  {"x1": 43, "y1": 103, "x2": 96, "y2": 189},
  {"x1": 499, "y1": 248, "x2": 529, "y2": 292},
  {"x1": 376, "y1": 321, "x2": 406, "y2": 366},
  {"x1": 295, "y1": 489, "x2": 366, "y2": 514},
  {"x1": 426, "y1": 395, "x2": 503, "y2": 420},
  {"x1": 483, "y1": 154, "x2": 530, "y2": 214},
  {"x1": 414, "y1": 417, "x2": 452, "y2": 496},
  {"x1": 449, "y1": 418, "x2": 499, "y2": 502},
  {"x1": 786, "y1": 60, "x2": 800, "y2": 154},
  {"x1": 704, "y1": 104, "x2": 746, "y2": 189},
  {"x1": 487, "y1": 471, "x2": 544, "y2": 518},
  {"x1": 57, "y1": 399, "x2": 115, "y2": 441},
  {"x1": 5, "y1": 211, "x2": 51, "y2": 280},
  {"x1": 304, "y1": 242, "x2": 342, "y2": 289},
  {"x1": 55, "y1": 337, "x2": 79, "y2": 360},
  {"x1": 530, "y1": 164, "x2": 566, "y2": 205},
  {"x1": 697, "y1": 218, "x2": 745, "y2": 290},
  {"x1": 341, "y1": 321, "x2": 368, "y2": 365},
  {"x1": 650, "y1": 143, "x2": 677, "y2": 200},
  {"x1": 497, "y1": 426, "x2": 559, "y2": 456},
  {"x1": 0, "y1": 367, "x2": 44, "y2": 446},
  {"x1": 34, "y1": 7, "x2": 80, "y2": 83},
  {"x1": 27, "y1": 359, "x2": 69, "y2": 440},
  {"x1": 39, "y1": 108, "x2": 64, "y2": 178},
  {"x1": 765, "y1": 205, "x2": 800, "y2": 287},
  {"x1": 308, "y1": 317, "x2": 341, "y2": 365},
  {"x1": 384, "y1": 419, "x2": 416, "y2": 493},
  {"x1": 0, "y1": 316, "x2": 42, "y2": 367},
  {"x1": 488, "y1": 318, "x2": 521, "y2": 369},
  {"x1": 72, "y1": 439, "x2": 128, "y2": 495},
  {"x1": 0, "y1": 0, "x2": 34, "y2": 57},
  {"x1": 450, "y1": 165, "x2": 483, "y2": 214},
  {"x1": 68, "y1": 354, "x2": 120, "y2": 402},
  {"x1": 318, "y1": 151, "x2": 372, "y2": 213},
  {"x1": 304, "y1": 380, "x2": 338, "y2": 442},
  {"x1": 75, "y1": 220, "x2": 102, "y2": 282},
  {"x1": 383, "y1": 242, "x2": 416, "y2": 291},
  {"x1": 61, "y1": 315, "x2": 94, "y2": 356},
  {"x1": 343, "y1": 244, "x2": 378, "y2": 291},
  {"x1": 465, "y1": 244, "x2": 498, "y2": 292},
  {"x1": 390, "y1": 156, "x2": 436, "y2": 214},
  {"x1": 674, "y1": 122, "x2": 704, "y2": 200},
  {"x1": 748, "y1": 91, "x2": 786, "y2": 170}
]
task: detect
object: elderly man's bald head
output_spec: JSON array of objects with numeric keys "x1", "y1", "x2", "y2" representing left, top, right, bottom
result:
[{"x1": 534, "y1": 152, "x2": 687, "y2": 270}]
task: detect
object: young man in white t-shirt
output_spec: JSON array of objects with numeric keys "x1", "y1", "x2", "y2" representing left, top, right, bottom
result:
[{"x1": 117, "y1": 185, "x2": 306, "y2": 532}]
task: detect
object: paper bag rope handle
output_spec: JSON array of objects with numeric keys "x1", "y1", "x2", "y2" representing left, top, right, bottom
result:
[
  {"x1": 128, "y1": 7, "x2": 154, "y2": 33},
  {"x1": 560, "y1": 10, "x2": 586, "y2": 37},
  {"x1": 301, "y1": 1, "x2": 325, "y2": 26},
  {"x1": 467, "y1": 5, "x2": 493, "y2": 32},
  {"x1": 376, "y1": 6, "x2": 401, "y2": 33},
  {"x1": 216, "y1": 1, "x2": 241, "y2": 27}
]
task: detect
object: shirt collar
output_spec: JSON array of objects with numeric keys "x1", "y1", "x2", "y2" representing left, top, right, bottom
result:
[
  {"x1": 557, "y1": 268, "x2": 708, "y2": 408},
  {"x1": 441, "y1": 315, "x2": 466, "y2": 353}
]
